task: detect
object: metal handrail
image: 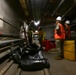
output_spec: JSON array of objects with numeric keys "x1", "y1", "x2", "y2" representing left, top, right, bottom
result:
[{"x1": 0, "y1": 18, "x2": 20, "y2": 30}]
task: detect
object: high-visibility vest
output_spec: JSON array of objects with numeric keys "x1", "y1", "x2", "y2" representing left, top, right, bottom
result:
[{"x1": 54, "y1": 23, "x2": 65, "y2": 39}]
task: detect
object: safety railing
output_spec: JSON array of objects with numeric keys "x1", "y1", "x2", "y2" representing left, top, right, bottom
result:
[{"x1": 0, "y1": 18, "x2": 20, "y2": 30}]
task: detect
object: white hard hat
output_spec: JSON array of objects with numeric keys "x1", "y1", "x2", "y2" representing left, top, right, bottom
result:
[
  {"x1": 65, "y1": 20, "x2": 70, "y2": 24},
  {"x1": 56, "y1": 16, "x2": 62, "y2": 21}
]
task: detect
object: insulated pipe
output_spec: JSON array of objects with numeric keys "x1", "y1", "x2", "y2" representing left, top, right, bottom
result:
[
  {"x1": 0, "y1": 45, "x2": 10, "y2": 51},
  {"x1": 0, "y1": 46, "x2": 19, "y2": 59},
  {"x1": 0, "y1": 49, "x2": 10, "y2": 59},
  {"x1": 52, "y1": 0, "x2": 65, "y2": 16},
  {"x1": 0, "y1": 39, "x2": 22, "y2": 45},
  {"x1": 0, "y1": 42, "x2": 21, "y2": 51}
]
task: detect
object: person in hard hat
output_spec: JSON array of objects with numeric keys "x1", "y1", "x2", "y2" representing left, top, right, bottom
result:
[
  {"x1": 38, "y1": 27, "x2": 44, "y2": 49},
  {"x1": 54, "y1": 16, "x2": 65, "y2": 60},
  {"x1": 64, "y1": 20, "x2": 71, "y2": 39}
]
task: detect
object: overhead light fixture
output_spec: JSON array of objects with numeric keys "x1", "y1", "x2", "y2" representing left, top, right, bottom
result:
[
  {"x1": 35, "y1": 30, "x2": 38, "y2": 33},
  {"x1": 34, "y1": 21, "x2": 40, "y2": 26}
]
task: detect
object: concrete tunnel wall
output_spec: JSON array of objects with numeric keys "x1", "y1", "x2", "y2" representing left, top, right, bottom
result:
[{"x1": 0, "y1": 0, "x2": 21, "y2": 35}]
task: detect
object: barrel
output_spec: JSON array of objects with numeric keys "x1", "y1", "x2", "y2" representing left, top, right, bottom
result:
[{"x1": 64, "y1": 40, "x2": 76, "y2": 60}]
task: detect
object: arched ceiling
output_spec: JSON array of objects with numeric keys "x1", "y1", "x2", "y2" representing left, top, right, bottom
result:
[
  {"x1": 19, "y1": 0, "x2": 76, "y2": 24},
  {"x1": 8, "y1": 0, "x2": 76, "y2": 30}
]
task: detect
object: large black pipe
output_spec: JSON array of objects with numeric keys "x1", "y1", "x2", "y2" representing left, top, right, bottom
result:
[
  {"x1": 0, "y1": 39, "x2": 26, "y2": 48},
  {"x1": 0, "y1": 41, "x2": 22, "y2": 51},
  {"x1": 0, "y1": 39, "x2": 24, "y2": 45}
]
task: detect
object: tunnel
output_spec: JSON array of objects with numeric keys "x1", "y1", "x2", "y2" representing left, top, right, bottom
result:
[{"x1": 0, "y1": 0, "x2": 76, "y2": 75}]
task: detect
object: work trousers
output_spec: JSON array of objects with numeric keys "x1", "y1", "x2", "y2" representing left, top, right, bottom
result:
[{"x1": 55, "y1": 39, "x2": 64, "y2": 58}]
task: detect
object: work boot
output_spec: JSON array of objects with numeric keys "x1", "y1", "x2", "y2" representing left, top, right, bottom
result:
[{"x1": 55, "y1": 56, "x2": 62, "y2": 60}]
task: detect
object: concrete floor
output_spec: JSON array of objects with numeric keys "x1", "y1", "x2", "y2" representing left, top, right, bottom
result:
[{"x1": 44, "y1": 52, "x2": 76, "y2": 75}]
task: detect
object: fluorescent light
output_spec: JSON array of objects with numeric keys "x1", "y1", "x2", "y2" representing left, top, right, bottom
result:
[
  {"x1": 35, "y1": 30, "x2": 38, "y2": 33},
  {"x1": 34, "y1": 21, "x2": 40, "y2": 26}
]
